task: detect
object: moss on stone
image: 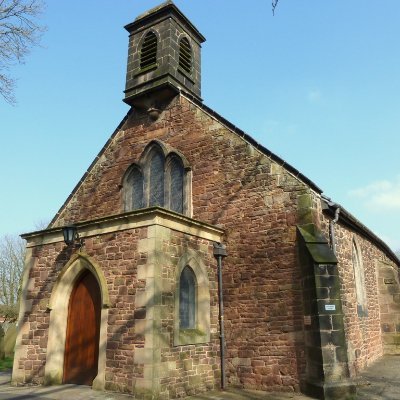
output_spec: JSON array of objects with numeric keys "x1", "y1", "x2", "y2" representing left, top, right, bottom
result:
[
  {"x1": 179, "y1": 328, "x2": 205, "y2": 337},
  {"x1": 43, "y1": 372, "x2": 62, "y2": 386}
]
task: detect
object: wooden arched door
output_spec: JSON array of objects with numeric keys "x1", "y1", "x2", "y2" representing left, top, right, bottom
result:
[{"x1": 63, "y1": 270, "x2": 101, "y2": 385}]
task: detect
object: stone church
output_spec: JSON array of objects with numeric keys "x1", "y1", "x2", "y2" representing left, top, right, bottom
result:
[{"x1": 12, "y1": 2, "x2": 400, "y2": 399}]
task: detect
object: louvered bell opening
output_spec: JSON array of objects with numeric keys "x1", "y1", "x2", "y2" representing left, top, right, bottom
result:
[
  {"x1": 179, "y1": 37, "x2": 192, "y2": 74},
  {"x1": 140, "y1": 32, "x2": 157, "y2": 70}
]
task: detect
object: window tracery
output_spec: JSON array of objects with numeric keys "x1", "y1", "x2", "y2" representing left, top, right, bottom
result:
[
  {"x1": 123, "y1": 141, "x2": 190, "y2": 216},
  {"x1": 149, "y1": 150, "x2": 165, "y2": 207}
]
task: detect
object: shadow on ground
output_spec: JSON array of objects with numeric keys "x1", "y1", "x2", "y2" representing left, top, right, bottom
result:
[{"x1": 0, "y1": 355, "x2": 400, "y2": 399}]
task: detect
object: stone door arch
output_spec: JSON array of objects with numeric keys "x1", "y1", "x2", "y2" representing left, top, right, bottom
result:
[
  {"x1": 63, "y1": 270, "x2": 101, "y2": 385},
  {"x1": 44, "y1": 253, "x2": 109, "y2": 389}
]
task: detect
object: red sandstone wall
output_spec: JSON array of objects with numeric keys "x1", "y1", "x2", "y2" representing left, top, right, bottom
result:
[
  {"x1": 18, "y1": 227, "x2": 221, "y2": 397},
  {"x1": 18, "y1": 230, "x2": 142, "y2": 387},
  {"x1": 159, "y1": 231, "x2": 220, "y2": 397},
  {"x1": 50, "y1": 95, "x2": 312, "y2": 391},
  {"x1": 319, "y1": 211, "x2": 397, "y2": 376}
]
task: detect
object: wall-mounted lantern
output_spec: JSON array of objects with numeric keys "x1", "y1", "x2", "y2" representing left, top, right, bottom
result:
[{"x1": 62, "y1": 225, "x2": 84, "y2": 248}]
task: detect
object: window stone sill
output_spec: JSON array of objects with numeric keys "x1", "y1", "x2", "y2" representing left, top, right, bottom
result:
[{"x1": 175, "y1": 328, "x2": 208, "y2": 346}]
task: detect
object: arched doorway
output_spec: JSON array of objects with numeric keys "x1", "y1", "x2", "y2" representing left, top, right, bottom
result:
[{"x1": 63, "y1": 270, "x2": 101, "y2": 385}]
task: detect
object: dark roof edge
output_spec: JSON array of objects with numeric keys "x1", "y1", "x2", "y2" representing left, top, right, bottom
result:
[
  {"x1": 322, "y1": 198, "x2": 400, "y2": 266},
  {"x1": 48, "y1": 109, "x2": 134, "y2": 228},
  {"x1": 181, "y1": 90, "x2": 323, "y2": 194}
]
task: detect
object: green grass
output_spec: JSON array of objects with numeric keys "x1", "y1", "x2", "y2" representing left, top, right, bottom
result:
[{"x1": 0, "y1": 357, "x2": 13, "y2": 371}]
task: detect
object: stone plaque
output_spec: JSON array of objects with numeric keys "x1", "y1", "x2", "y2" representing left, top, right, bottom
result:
[
  {"x1": 304, "y1": 315, "x2": 311, "y2": 325},
  {"x1": 384, "y1": 278, "x2": 396, "y2": 285},
  {"x1": 325, "y1": 304, "x2": 336, "y2": 311}
]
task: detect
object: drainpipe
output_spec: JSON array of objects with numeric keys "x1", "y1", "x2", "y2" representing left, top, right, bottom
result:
[
  {"x1": 213, "y1": 242, "x2": 227, "y2": 390},
  {"x1": 329, "y1": 206, "x2": 341, "y2": 255}
]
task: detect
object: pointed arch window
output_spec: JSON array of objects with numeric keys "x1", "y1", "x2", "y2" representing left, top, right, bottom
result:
[
  {"x1": 174, "y1": 254, "x2": 211, "y2": 346},
  {"x1": 123, "y1": 142, "x2": 191, "y2": 216},
  {"x1": 124, "y1": 166, "x2": 143, "y2": 211},
  {"x1": 179, "y1": 266, "x2": 196, "y2": 329},
  {"x1": 140, "y1": 31, "x2": 158, "y2": 70},
  {"x1": 179, "y1": 37, "x2": 192, "y2": 74},
  {"x1": 352, "y1": 240, "x2": 367, "y2": 317},
  {"x1": 168, "y1": 157, "x2": 184, "y2": 214}
]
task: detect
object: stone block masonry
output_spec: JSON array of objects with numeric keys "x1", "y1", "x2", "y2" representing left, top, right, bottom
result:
[
  {"x1": 13, "y1": 209, "x2": 223, "y2": 399},
  {"x1": 297, "y1": 223, "x2": 356, "y2": 399},
  {"x1": 51, "y1": 94, "x2": 315, "y2": 393},
  {"x1": 13, "y1": 2, "x2": 400, "y2": 398},
  {"x1": 19, "y1": 90, "x2": 398, "y2": 398},
  {"x1": 318, "y1": 202, "x2": 399, "y2": 377}
]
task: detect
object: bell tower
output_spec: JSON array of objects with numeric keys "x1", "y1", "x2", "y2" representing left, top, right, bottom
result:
[{"x1": 123, "y1": 1, "x2": 206, "y2": 111}]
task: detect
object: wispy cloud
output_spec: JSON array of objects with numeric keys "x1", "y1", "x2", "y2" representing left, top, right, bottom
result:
[
  {"x1": 307, "y1": 89, "x2": 322, "y2": 103},
  {"x1": 348, "y1": 176, "x2": 400, "y2": 210},
  {"x1": 264, "y1": 119, "x2": 298, "y2": 136},
  {"x1": 374, "y1": 232, "x2": 400, "y2": 253}
]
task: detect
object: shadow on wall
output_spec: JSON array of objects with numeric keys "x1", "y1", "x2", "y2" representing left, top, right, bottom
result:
[{"x1": 14, "y1": 235, "x2": 219, "y2": 397}]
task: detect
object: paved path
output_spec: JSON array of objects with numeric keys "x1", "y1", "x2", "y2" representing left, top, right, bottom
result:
[
  {"x1": 0, "y1": 355, "x2": 399, "y2": 399},
  {"x1": 355, "y1": 355, "x2": 400, "y2": 400},
  {"x1": 0, "y1": 372, "x2": 132, "y2": 400}
]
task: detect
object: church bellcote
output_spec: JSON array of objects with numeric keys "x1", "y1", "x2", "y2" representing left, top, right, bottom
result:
[{"x1": 123, "y1": 1, "x2": 206, "y2": 110}]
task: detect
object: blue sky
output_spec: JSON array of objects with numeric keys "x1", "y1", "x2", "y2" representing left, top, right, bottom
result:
[{"x1": 1, "y1": 1, "x2": 400, "y2": 251}]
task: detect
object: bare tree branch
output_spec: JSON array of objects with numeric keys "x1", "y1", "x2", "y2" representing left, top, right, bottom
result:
[
  {"x1": 0, "y1": 234, "x2": 25, "y2": 308},
  {"x1": 0, "y1": 0, "x2": 45, "y2": 104},
  {"x1": 33, "y1": 218, "x2": 50, "y2": 230},
  {"x1": 272, "y1": 0, "x2": 279, "y2": 16}
]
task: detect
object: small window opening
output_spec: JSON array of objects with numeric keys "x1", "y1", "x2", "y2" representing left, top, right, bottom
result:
[
  {"x1": 169, "y1": 158, "x2": 184, "y2": 214},
  {"x1": 179, "y1": 37, "x2": 192, "y2": 74},
  {"x1": 149, "y1": 150, "x2": 164, "y2": 207},
  {"x1": 140, "y1": 32, "x2": 157, "y2": 70},
  {"x1": 131, "y1": 168, "x2": 143, "y2": 210},
  {"x1": 352, "y1": 240, "x2": 367, "y2": 317},
  {"x1": 124, "y1": 166, "x2": 143, "y2": 212},
  {"x1": 179, "y1": 266, "x2": 196, "y2": 329}
]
